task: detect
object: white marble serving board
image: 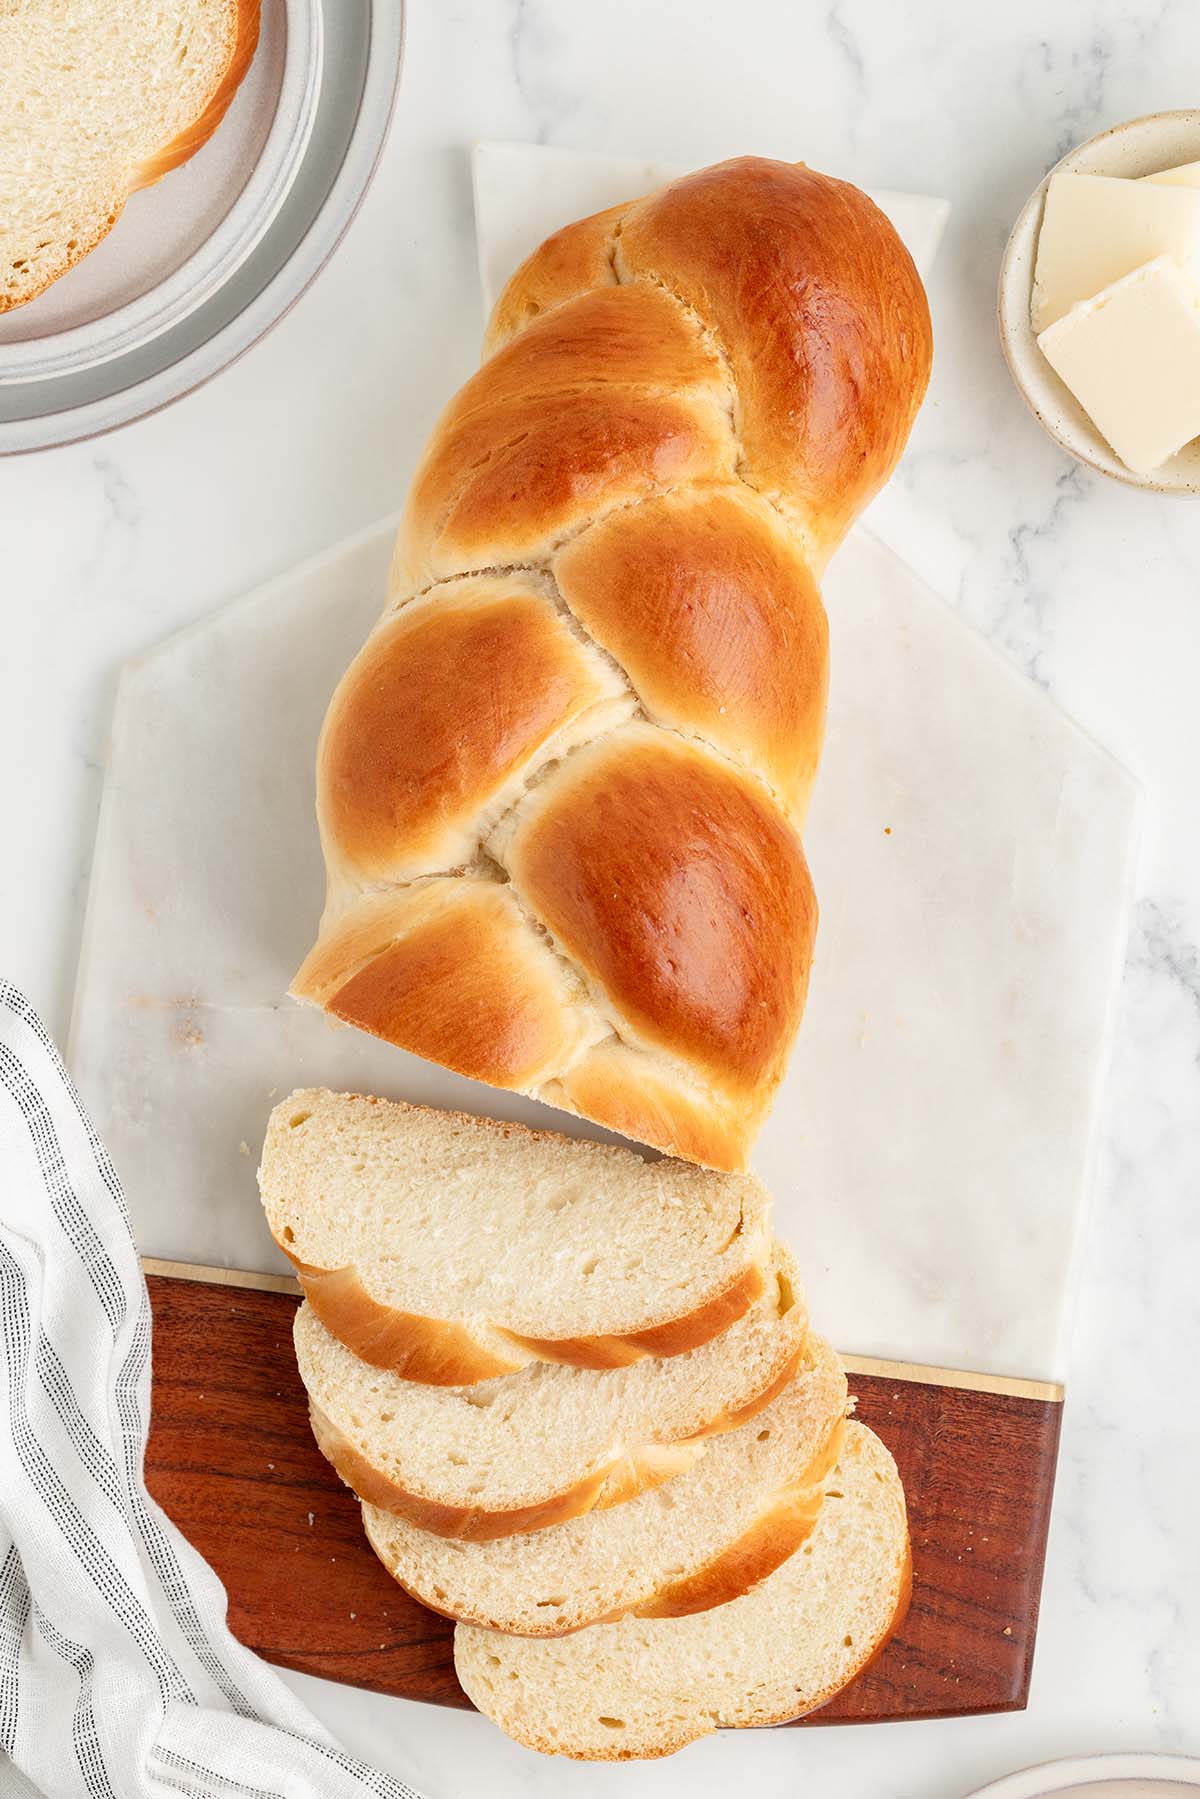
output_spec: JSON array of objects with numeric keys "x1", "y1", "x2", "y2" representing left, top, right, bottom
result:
[{"x1": 70, "y1": 147, "x2": 1137, "y2": 1386}]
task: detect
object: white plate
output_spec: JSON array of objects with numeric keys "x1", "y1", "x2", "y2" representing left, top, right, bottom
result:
[
  {"x1": 0, "y1": 0, "x2": 402, "y2": 455},
  {"x1": 998, "y1": 109, "x2": 1200, "y2": 493},
  {"x1": 967, "y1": 1751, "x2": 1200, "y2": 1797},
  {"x1": 0, "y1": 0, "x2": 319, "y2": 385}
]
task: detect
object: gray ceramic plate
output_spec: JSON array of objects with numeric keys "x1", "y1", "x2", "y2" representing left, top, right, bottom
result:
[
  {"x1": 967, "y1": 1752, "x2": 1200, "y2": 1798},
  {"x1": 0, "y1": 0, "x2": 402, "y2": 455}
]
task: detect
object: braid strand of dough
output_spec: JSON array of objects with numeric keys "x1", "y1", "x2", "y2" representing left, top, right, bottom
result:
[{"x1": 293, "y1": 157, "x2": 932, "y2": 1172}]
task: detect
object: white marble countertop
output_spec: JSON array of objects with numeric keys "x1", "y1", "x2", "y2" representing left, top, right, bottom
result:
[{"x1": 3, "y1": 1, "x2": 1200, "y2": 1793}]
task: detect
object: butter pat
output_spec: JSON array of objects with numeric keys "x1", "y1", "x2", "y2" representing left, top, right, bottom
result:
[
  {"x1": 1142, "y1": 159, "x2": 1200, "y2": 189},
  {"x1": 1031, "y1": 171, "x2": 1200, "y2": 330},
  {"x1": 1038, "y1": 255, "x2": 1200, "y2": 474}
]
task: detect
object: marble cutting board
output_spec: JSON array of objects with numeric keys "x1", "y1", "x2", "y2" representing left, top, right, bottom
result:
[{"x1": 71, "y1": 143, "x2": 1138, "y2": 1389}]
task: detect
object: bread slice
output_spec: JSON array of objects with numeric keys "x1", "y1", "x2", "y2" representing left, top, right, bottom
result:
[
  {"x1": 261, "y1": 1088, "x2": 773, "y2": 1382},
  {"x1": 294, "y1": 1245, "x2": 806, "y2": 1540},
  {"x1": 362, "y1": 1333, "x2": 847, "y2": 1634},
  {"x1": 455, "y1": 1421, "x2": 909, "y2": 1759},
  {"x1": 0, "y1": 1, "x2": 260, "y2": 313}
]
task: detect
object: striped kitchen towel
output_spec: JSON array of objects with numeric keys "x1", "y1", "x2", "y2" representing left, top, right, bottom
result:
[{"x1": 0, "y1": 981, "x2": 422, "y2": 1799}]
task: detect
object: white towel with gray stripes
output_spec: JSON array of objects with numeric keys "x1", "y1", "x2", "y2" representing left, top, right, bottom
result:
[{"x1": 0, "y1": 982, "x2": 423, "y2": 1799}]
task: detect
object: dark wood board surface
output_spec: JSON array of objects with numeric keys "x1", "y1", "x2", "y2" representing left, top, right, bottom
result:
[{"x1": 144, "y1": 1274, "x2": 1063, "y2": 1723}]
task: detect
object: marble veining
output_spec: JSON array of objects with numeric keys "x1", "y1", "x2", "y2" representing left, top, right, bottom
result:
[{"x1": 3, "y1": 0, "x2": 1200, "y2": 1790}]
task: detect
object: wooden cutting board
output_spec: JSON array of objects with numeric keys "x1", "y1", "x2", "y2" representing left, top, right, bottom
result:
[{"x1": 144, "y1": 1268, "x2": 1062, "y2": 1720}]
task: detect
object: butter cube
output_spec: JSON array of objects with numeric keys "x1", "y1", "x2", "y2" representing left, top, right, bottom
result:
[
  {"x1": 1142, "y1": 159, "x2": 1200, "y2": 189},
  {"x1": 1031, "y1": 171, "x2": 1200, "y2": 330},
  {"x1": 1037, "y1": 255, "x2": 1200, "y2": 474}
]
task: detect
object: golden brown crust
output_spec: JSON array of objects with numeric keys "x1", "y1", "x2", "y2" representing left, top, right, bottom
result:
[
  {"x1": 298, "y1": 157, "x2": 931, "y2": 1169},
  {"x1": 367, "y1": 1415, "x2": 847, "y2": 1636},
  {"x1": 291, "y1": 882, "x2": 594, "y2": 1091},
  {"x1": 605, "y1": 1258, "x2": 767, "y2": 1356},
  {"x1": 412, "y1": 387, "x2": 730, "y2": 584},
  {"x1": 618, "y1": 157, "x2": 933, "y2": 556},
  {"x1": 317, "y1": 580, "x2": 616, "y2": 884},
  {"x1": 293, "y1": 1263, "x2": 523, "y2": 1384},
  {"x1": 554, "y1": 487, "x2": 829, "y2": 817},
  {"x1": 508, "y1": 1257, "x2": 767, "y2": 1366},
  {"x1": 308, "y1": 1401, "x2": 705, "y2": 1541},
  {"x1": 305, "y1": 1286, "x2": 805, "y2": 1539},
  {"x1": 396, "y1": 284, "x2": 735, "y2": 590},
  {"x1": 587, "y1": 1440, "x2": 711, "y2": 1513},
  {"x1": 632, "y1": 1417, "x2": 845, "y2": 1621},
  {"x1": 309, "y1": 1366, "x2": 804, "y2": 1536},
  {"x1": 472, "y1": 281, "x2": 729, "y2": 416},
  {"x1": 505, "y1": 728, "x2": 817, "y2": 1098},
  {"x1": 282, "y1": 1251, "x2": 768, "y2": 1381},
  {"x1": 484, "y1": 202, "x2": 630, "y2": 351},
  {"x1": 547, "y1": 1039, "x2": 756, "y2": 1173}
]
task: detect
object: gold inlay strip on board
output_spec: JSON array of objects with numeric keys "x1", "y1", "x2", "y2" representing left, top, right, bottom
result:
[
  {"x1": 141, "y1": 1256, "x2": 302, "y2": 1296},
  {"x1": 841, "y1": 1353, "x2": 1062, "y2": 1403}
]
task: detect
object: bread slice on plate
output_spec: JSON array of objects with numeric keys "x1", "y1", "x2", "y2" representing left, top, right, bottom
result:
[
  {"x1": 455, "y1": 1421, "x2": 909, "y2": 1760},
  {"x1": 363, "y1": 1333, "x2": 847, "y2": 1634},
  {"x1": 293, "y1": 1245, "x2": 806, "y2": 1539},
  {"x1": 261, "y1": 1088, "x2": 773, "y2": 1382},
  {"x1": 0, "y1": 1, "x2": 260, "y2": 312}
]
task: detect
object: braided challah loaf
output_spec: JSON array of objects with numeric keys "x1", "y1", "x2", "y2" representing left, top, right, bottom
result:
[{"x1": 293, "y1": 157, "x2": 932, "y2": 1171}]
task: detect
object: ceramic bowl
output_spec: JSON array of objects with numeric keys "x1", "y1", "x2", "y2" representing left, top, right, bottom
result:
[{"x1": 998, "y1": 109, "x2": 1200, "y2": 492}]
